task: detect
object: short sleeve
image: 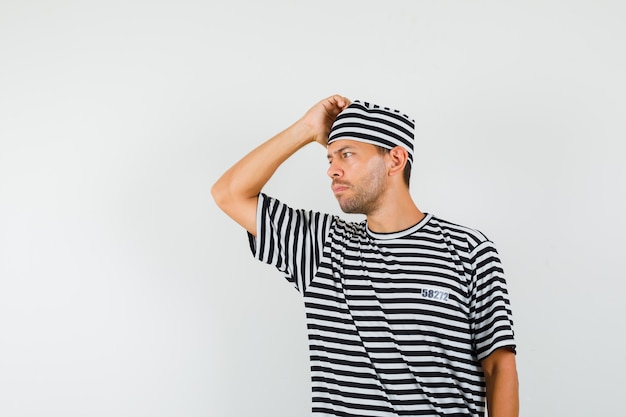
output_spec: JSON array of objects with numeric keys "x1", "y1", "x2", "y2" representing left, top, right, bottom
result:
[
  {"x1": 469, "y1": 240, "x2": 516, "y2": 361},
  {"x1": 247, "y1": 193, "x2": 333, "y2": 293}
]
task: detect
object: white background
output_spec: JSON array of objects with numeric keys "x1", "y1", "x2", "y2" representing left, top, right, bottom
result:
[{"x1": 1, "y1": 1, "x2": 625, "y2": 416}]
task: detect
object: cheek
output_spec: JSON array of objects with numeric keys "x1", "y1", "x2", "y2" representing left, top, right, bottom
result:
[
  {"x1": 365, "y1": 157, "x2": 387, "y2": 177},
  {"x1": 345, "y1": 155, "x2": 385, "y2": 181}
]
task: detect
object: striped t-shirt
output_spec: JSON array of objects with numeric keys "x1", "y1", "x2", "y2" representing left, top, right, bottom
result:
[{"x1": 248, "y1": 193, "x2": 516, "y2": 417}]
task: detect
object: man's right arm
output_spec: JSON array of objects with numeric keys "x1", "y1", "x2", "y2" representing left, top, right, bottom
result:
[{"x1": 210, "y1": 95, "x2": 350, "y2": 236}]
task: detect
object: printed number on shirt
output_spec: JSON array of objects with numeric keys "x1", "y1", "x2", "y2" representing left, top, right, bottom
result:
[{"x1": 421, "y1": 288, "x2": 449, "y2": 302}]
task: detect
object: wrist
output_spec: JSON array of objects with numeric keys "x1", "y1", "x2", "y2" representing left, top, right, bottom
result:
[{"x1": 290, "y1": 118, "x2": 323, "y2": 146}]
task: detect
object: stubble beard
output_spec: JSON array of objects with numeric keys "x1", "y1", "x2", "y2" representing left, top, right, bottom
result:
[{"x1": 336, "y1": 163, "x2": 387, "y2": 215}]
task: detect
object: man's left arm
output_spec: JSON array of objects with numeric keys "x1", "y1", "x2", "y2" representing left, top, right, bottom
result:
[{"x1": 481, "y1": 347, "x2": 519, "y2": 417}]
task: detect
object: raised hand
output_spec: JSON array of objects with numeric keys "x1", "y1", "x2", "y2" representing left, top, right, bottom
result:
[
  {"x1": 212, "y1": 94, "x2": 350, "y2": 236},
  {"x1": 299, "y1": 95, "x2": 351, "y2": 146}
]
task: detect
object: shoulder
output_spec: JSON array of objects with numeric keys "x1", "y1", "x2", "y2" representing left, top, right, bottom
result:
[{"x1": 426, "y1": 214, "x2": 492, "y2": 249}]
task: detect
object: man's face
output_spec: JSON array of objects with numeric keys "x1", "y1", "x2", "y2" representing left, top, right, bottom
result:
[{"x1": 326, "y1": 139, "x2": 388, "y2": 215}]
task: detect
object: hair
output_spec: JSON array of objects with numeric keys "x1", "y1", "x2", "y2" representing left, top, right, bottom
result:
[{"x1": 376, "y1": 146, "x2": 412, "y2": 187}]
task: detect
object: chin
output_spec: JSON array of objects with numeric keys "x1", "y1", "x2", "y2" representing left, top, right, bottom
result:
[{"x1": 338, "y1": 202, "x2": 364, "y2": 215}]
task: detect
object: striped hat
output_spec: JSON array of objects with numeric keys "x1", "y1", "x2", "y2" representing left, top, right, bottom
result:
[{"x1": 328, "y1": 100, "x2": 415, "y2": 165}]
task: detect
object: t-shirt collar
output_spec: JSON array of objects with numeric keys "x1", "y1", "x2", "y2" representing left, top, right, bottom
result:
[{"x1": 365, "y1": 213, "x2": 432, "y2": 240}]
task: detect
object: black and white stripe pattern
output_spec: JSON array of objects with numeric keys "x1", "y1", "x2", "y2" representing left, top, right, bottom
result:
[
  {"x1": 249, "y1": 194, "x2": 516, "y2": 417},
  {"x1": 328, "y1": 100, "x2": 415, "y2": 165}
]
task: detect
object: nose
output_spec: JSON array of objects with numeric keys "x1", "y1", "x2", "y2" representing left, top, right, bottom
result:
[{"x1": 327, "y1": 160, "x2": 343, "y2": 179}]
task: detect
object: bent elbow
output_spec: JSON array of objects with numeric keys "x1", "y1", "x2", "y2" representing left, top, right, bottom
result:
[
  {"x1": 212, "y1": 172, "x2": 236, "y2": 209},
  {"x1": 211, "y1": 180, "x2": 229, "y2": 210},
  {"x1": 210, "y1": 178, "x2": 258, "y2": 235}
]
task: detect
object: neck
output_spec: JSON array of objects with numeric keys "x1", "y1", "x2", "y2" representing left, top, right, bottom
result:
[{"x1": 365, "y1": 187, "x2": 425, "y2": 233}]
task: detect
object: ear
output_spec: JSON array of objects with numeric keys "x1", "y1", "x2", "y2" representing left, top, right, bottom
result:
[{"x1": 387, "y1": 146, "x2": 409, "y2": 178}]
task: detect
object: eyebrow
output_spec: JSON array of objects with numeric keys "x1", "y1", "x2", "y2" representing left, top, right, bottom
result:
[{"x1": 327, "y1": 146, "x2": 355, "y2": 160}]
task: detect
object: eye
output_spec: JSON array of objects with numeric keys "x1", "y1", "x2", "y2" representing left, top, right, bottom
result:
[{"x1": 342, "y1": 152, "x2": 353, "y2": 158}]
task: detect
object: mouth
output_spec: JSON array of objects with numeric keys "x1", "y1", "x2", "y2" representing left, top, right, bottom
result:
[{"x1": 331, "y1": 183, "x2": 350, "y2": 194}]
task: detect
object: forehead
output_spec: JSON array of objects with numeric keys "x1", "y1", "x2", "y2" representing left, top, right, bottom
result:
[{"x1": 327, "y1": 139, "x2": 377, "y2": 154}]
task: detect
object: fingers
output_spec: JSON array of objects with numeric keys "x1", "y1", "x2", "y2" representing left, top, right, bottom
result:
[
  {"x1": 298, "y1": 95, "x2": 351, "y2": 146},
  {"x1": 320, "y1": 95, "x2": 350, "y2": 121},
  {"x1": 328, "y1": 94, "x2": 351, "y2": 112}
]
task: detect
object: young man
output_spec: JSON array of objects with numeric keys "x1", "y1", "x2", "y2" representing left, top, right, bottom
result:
[{"x1": 212, "y1": 95, "x2": 519, "y2": 417}]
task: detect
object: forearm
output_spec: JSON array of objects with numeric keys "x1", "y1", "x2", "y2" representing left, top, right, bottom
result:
[
  {"x1": 213, "y1": 121, "x2": 313, "y2": 199},
  {"x1": 211, "y1": 120, "x2": 316, "y2": 233},
  {"x1": 211, "y1": 95, "x2": 349, "y2": 234},
  {"x1": 484, "y1": 352, "x2": 519, "y2": 417}
]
